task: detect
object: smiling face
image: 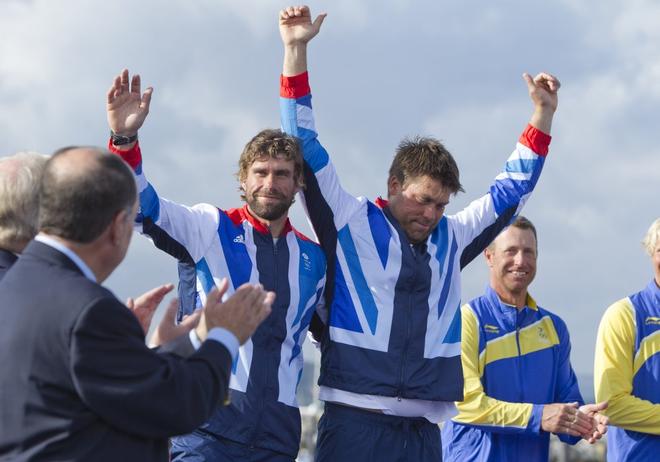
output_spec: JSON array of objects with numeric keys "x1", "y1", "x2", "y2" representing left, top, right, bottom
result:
[
  {"x1": 485, "y1": 225, "x2": 538, "y2": 307},
  {"x1": 242, "y1": 156, "x2": 297, "y2": 222},
  {"x1": 387, "y1": 174, "x2": 452, "y2": 244}
]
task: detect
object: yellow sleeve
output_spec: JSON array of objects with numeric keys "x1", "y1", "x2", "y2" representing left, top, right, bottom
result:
[
  {"x1": 594, "y1": 299, "x2": 660, "y2": 434},
  {"x1": 453, "y1": 305, "x2": 541, "y2": 434}
]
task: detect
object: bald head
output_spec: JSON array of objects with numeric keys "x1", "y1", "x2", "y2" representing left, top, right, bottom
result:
[
  {"x1": 39, "y1": 147, "x2": 137, "y2": 243},
  {"x1": 0, "y1": 152, "x2": 48, "y2": 252}
]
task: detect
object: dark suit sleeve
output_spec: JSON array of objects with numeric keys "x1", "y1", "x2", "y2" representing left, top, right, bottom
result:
[{"x1": 69, "y1": 296, "x2": 231, "y2": 438}]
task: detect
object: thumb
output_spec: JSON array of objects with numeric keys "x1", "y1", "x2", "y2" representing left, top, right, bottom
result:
[
  {"x1": 180, "y1": 309, "x2": 202, "y2": 329},
  {"x1": 126, "y1": 297, "x2": 134, "y2": 310},
  {"x1": 140, "y1": 87, "x2": 153, "y2": 111},
  {"x1": 522, "y1": 72, "x2": 534, "y2": 91},
  {"x1": 313, "y1": 13, "x2": 327, "y2": 31},
  {"x1": 216, "y1": 277, "x2": 229, "y2": 300}
]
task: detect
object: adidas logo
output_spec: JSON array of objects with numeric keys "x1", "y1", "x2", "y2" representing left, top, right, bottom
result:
[
  {"x1": 301, "y1": 252, "x2": 312, "y2": 271},
  {"x1": 233, "y1": 235, "x2": 245, "y2": 244}
]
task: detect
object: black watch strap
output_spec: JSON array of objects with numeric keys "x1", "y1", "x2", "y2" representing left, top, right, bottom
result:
[{"x1": 110, "y1": 131, "x2": 138, "y2": 146}]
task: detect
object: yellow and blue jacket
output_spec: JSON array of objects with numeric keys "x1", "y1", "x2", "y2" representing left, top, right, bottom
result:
[
  {"x1": 442, "y1": 287, "x2": 583, "y2": 461},
  {"x1": 594, "y1": 280, "x2": 660, "y2": 461}
]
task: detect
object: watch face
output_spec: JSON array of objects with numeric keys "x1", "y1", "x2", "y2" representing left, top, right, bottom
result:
[{"x1": 111, "y1": 133, "x2": 137, "y2": 145}]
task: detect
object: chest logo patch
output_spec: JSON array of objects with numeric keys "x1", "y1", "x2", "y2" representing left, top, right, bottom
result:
[
  {"x1": 484, "y1": 324, "x2": 499, "y2": 334},
  {"x1": 645, "y1": 316, "x2": 660, "y2": 326},
  {"x1": 537, "y1": 326, "x2": 550, "y2": 343},
  {"x1": 302, "y1": 252, "x2": 313, "y2": 271},
  {"x1": 233, "y1": 235, "x2": 245, "y2": 245}
]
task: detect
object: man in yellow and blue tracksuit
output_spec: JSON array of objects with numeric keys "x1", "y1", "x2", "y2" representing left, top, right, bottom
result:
[
  {"x1": 442, "y1": 217, "x2": 608, "y2": 461},
  {"x1": 595, "y1": 218, "x2": 660, "y2": 461}
]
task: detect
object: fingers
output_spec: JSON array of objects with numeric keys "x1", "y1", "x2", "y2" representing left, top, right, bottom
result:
[
  {"x1": 138, "y1": 283, "x2": 175, "y2": 306},
  {"x1": 216, "y1": 277, "x2": 229, "y2": 300},
  {"x1": 180, "y1": 309, "x2": 202, "y2": 329},
  {"x1": 256, "y1": 291, "x2": 275, "y2": 323},
  {"x1": 131, "y1": 73, "x2": 141, "y2": 95},
  {"x1": 162, "y1": 298, "x2": 179, "y2": 324},
  {"x1": 522, "y1": 71, "x2": 561, "y2": 93},
  {"x1": 120, "y1": 68, "x2": 129, "y2": 93},
  {"x1": 280, "y1": 5, "x2": 313, "y2": 20},
  {"x1": 581, "y1": 401, "x2": 608, "y2": 413}
]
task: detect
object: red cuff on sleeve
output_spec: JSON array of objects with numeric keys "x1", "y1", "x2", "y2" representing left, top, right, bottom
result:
[
  {"x1": 518, "y1": 124, "x2": 551, "y2": 157},
  {"x1": 107, "y1": 139, "x2": 142, "y2": 170},
  {"x1": 280, "y1": 72, "x2": 311, "y2": 98}
]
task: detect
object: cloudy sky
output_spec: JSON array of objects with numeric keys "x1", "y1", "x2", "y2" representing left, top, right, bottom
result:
[{"x1": 2, "y1": 0, "x2": 658, "y2": 382}]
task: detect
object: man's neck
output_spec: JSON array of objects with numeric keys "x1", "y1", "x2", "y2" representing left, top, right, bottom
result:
[
  {"x1": 0, "y1": 240, "x2": 27, "y2": 254},
  {"x1": 246, "y1": 206, "x2": 289, "y2": 238},
  {"x1": 493, "y1": 287, "x2": 528, "y2": 309}
]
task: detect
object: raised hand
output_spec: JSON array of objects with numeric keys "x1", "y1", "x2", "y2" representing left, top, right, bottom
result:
[
  {"x1": 279, "y1": 5, "x2": 326, "y2": 47},
  {"x1": 523, "y1": 71, "x2": 560, "y2": 134},
  {"x1": 126, "y1": 283, "x2": 175, "y2": 335},
  {"x1": 106, "y1": 69, "x2": 153, "y2": 137},
  {"x1": 523, "y1": 72, "x2": 560, "y2": 112}
]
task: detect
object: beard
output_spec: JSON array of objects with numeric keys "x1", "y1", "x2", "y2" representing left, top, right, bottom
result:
[{"x1": 246, "y1": 190, "x2": 294, "y2": 221}]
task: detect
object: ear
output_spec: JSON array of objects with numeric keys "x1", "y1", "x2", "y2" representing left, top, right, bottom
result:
[
  {"x1": 484, "y1": 246, "x2": 495, "y2": 267},
  {"x1": 387, "y1": 175, "x2": 402, "y2": 197},
  {"x1": 109, "y1": 209, "x2": 130, "y2": 245}
]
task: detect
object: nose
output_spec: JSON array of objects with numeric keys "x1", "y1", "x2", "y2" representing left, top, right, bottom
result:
[
  {"x1": 512, "y1": 251, "x2": 525, "y2": 265},
  {"x1": 263, "y1": 173, "x2": 275, "y2": 188},
  {"x1": 423, "y1": 204, "x2": 439, "y2": 222}
]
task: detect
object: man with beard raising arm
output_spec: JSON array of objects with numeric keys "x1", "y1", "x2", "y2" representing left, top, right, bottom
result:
[
  {"x1": 106, "y1": 70, "x2": 326, "y2": 461},
  {"x1": 279, "y1": 5, "x2": 561, "y2": 461}
]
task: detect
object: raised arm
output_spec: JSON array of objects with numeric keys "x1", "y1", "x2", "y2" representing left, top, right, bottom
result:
[
  {"x1": 453, "y1": 73, "x2": 560, "y2": 268},
  {"x1": 279, "y1": 6, "x2": 364, "y2": 231},
  {"x1": 280, "y1": 5, "x2": 326, "y2": 77},
  {"x1": 106, "y1": 69, "x2": 219, "y2": 263}
]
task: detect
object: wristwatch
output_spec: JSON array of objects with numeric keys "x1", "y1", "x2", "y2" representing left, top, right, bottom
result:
[{"x1": 110, "y1": 131, "x2": 138, "y2": 146}]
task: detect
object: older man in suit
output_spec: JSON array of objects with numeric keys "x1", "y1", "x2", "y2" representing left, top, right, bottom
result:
[
  {"x1": 0, "y1": 146, "x2": 273, "y2": 462},
  {"x1": 0, "y1": 152, "x2": 47, "y2": 280}
]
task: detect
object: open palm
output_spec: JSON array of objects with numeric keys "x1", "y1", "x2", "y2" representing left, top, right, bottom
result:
[{"x1": 106, "y1": 69, "x2": 152, "y2": 136}]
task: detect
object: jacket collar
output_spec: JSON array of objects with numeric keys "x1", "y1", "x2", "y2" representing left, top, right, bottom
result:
[
  {"x1": 486, "y1": 285, "x2": 538, "y2": 313},
  {"x1": 230, "y1": 204, "x2": 293, "y2": 236},
  {"x1": 22, "y1": 239, "x2": 87, "y2": 278},
  {"x1": 0, "y1": 248, "x2": 18, "y2": 269}
]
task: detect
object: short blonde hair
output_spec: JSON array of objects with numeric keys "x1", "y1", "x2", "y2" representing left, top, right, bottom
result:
[
  {"x1": 0, "y1": 152, "x2": 48, "y2": 248},
  {"x1": 642, "y1": 218, "x2": 660, "y2": 256}
]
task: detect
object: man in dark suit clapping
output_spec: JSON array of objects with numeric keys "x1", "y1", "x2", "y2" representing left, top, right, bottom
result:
[{"x1": 0, "y1": 146, "x2": 273, "y2": 462}]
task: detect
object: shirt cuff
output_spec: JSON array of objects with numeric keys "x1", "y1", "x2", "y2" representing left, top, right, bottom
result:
[
  {"x1": 280, "y1": 72, "x2": 311, "y2": 98},
  {"x1": 519, "y1": 124, "x2": 551, "y2": 157},
  {"x1": 529, "y1": 403, "x2": 544, "y2": 434},
  {"x1": 189, "y1": 327, "x2": 239, "y2": 361},
  {"x1": 107, "y1": 138, "x2": 143, "y2": 170}
]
